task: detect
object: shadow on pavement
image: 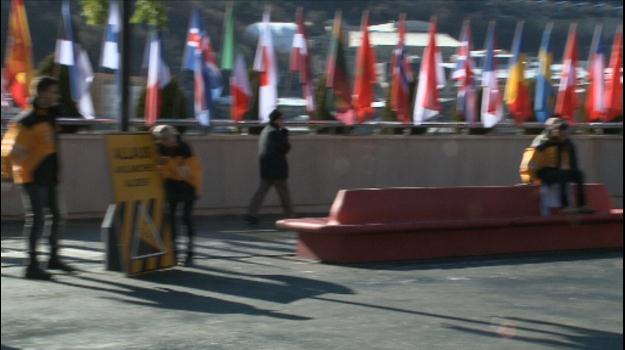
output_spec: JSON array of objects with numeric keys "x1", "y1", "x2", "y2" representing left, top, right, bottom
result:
[
  {"x1": 49, "y1": 273, "x2": 313, "y2": 321},
  {"x1": 136, "y1": 267, "x2": 354, "y2": 304},
  {"x1": 339, "y1": 250, "x2": 624, "y2": 271},
  {"x1": 445, "y1": 317, "x2": 623, "y2": 350}
]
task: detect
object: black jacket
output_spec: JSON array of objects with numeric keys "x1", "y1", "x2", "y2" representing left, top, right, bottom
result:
[{"x1": 258, "y1": 124, "x2": 290, "y2": 180}]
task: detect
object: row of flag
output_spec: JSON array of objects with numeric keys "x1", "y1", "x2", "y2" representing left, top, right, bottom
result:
[{"x1": 2, "y1": 0, "x2": 623, "y2": 127}]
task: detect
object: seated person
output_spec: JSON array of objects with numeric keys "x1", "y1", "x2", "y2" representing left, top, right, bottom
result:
[{"x1": 525, "y1": 117, "x2": 594, "y2": 214}]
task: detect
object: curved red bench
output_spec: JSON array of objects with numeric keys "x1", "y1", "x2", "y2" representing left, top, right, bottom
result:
[{"x1": 276, "y1": 184, "x2": 623, "y2": 263}]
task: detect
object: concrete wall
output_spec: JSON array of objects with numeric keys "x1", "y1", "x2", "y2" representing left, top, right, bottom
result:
[{"x1": 2, "y1": 134, "x2": 622, "y2": 218}]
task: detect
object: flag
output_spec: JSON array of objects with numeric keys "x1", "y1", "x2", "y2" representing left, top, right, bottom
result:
[
  {"x1": 3, "y1": 0, "x2": 33, "y2": 109},
  {"x1": 54, "y1": 0, "x2": 95, "y2": 119},
  {"x1": 100, "y1": 0, "x2": 120, "y2": 70},
  {"x1": 220, "y1": 4, "x2": 235, "y2": 71},
  {"x1": 413, "y1": 17, "x2": 444, "y2": 125},
  {"x1": 325, "y1": 11, "x2": 354, "y2": 125},
  {"x1": 231, "y1": 54, "x2": 251, "y2": 121},
  {"x1": 183, "y1": 8, "x2": 223, "y2": 126},
  {"x1": 604, "y1": 27, "x2": 622, "y2": 121},
  {"x1": 145, "y1": 31, "x2": 171, "y2": 126},
  {"x1": 504, "y1": 21, "x2": 532, "y2": 123},
  {"x1": 352, "y1": 11, "x2": 377, "y2": 122},
  {"x1": 390, "y1": 14, "x2": 413, "y2": 124},
  {"x1": 290, "y1": 7, "x2": 315, "y2": 114},
  {"x1": 253, "y1": 10, "x2": 278, "y2": 123},
  {"x1": 534, "y1": 23, "x2": 555, "y2": 123},
  {"x1": 586, "y1": 25, "x2": 606, "y2": 121},
  {"x1": 452, "y1": 20, "x2": 477, "y2": 124},
  {"x1": 481, "y1": 21, "x2": 503, "y2": 128},
  {"x1": 555, "y1": 24, "x2": 579, "y2": 122}
]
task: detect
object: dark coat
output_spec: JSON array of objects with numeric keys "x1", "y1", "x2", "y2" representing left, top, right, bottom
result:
[{"x1": 258, "y1": 124, "x2": 290, "y2": 180}]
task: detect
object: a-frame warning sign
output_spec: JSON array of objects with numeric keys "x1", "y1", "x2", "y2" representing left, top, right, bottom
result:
[{"x1": 102, "y1": 133, "x2": 176, "y2": 276}]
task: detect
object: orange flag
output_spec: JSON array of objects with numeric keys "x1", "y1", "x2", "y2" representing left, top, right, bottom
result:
[
  {"x1": 3, "y1": 0, "x2": 33, "y2": 109},
  {"x1": 352, "y1": 11, "x2": 377, "y2": 122}
]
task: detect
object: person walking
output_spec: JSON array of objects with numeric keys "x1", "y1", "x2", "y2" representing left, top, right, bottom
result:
[{"x1": 246, "y1": 109, "x2": 294, "y2": 224}]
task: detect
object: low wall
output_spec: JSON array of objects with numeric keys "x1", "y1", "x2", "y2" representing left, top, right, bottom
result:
[{"x1": 2, "y1": 134, "x2": 622, "y2": 219}]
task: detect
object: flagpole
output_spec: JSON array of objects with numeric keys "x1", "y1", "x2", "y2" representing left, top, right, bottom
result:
[{"x1": 119, "y1": 0, "x2": 131, "y2": 131}]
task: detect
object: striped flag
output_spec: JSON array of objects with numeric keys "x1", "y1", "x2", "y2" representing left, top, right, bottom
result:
[
  {"x1": 555, "y1": 24, "x2": 579, "y2": 122},
  {"x1": 145, "y1": 31, "x2": 171, "y2": 126},
  {"x1": 480, "y1": 21, "x2": 503, "y2": 128},
  {"x1": 352, "y1": 11, "x2": 377, "y2": 122},
  {"x1": 253, "y1": 10, "x2": 278, "y2": 123},
  {"x1": 231, "y1": 54, "x2": 251, "y2": 121},
  {"x1": 3, "y1": 0, "x2": 33, "y2": 109},
  {"x1": 325, "y1": 11, "x2": 354, "y2": 125},
  {"x1": 604, "y1": 27, "x2": 622, "y2": 122},
  {"x1": 54, "y1": 0, "x2": 94, "y2": 119},
  {"x1": 100, "y1": 0, "x2": 120, "y2": 70},
  {"x1": 504, "y1": 21, "x2": 532, "y2": 123},
  {"x1": 452, "y1": 20, "x2": 477, "y2": 124},
  {"x1": 534, "y1": 23, "x2": 555, "y2": 123},
  {"x1": 390, "y1": 14, "x2": 413, "y2": 124},
  {"x1": 290, "y1": 7, "x2": 315, "y2": 115},
  {"x1": 586, "y1": 25, "x2": 606, "y2": 121},
  {"x1": 413, "y1": 17, "x2": 444, "y2": 125},
  {"x1": 183, "y1": 8, "x2": 223, "y2": 126}
]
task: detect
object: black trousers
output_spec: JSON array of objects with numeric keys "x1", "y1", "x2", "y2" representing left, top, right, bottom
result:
[
  {"x1": 248, "y1": 179, "x2": 294, "y2": 217},
  {"x1": 21, "y1": 183, "x2": 60, "y2": 264},
  {"x1": 537, "y1": 167, "x2": 587, "y2": 208},
  {"x1": 168, "y1": 200, "x2": 195, "y2": 256}
]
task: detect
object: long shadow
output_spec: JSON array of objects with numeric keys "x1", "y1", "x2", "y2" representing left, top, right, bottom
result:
[
  {"x1": 445, "y1": 323, "x2": 622, "y2": 350},
  {"x1": 136, "y1": 268, "x2": 354, "y2": 304},
  {"x1": 51, "y1": 274, "x2": 312, "y2": 321},
  {"x1": 340, "y1": 250, "x2": 623, "y2": 271},
  {"x1": 311, "y1": 295, "x2": 622, "y2": 346}
]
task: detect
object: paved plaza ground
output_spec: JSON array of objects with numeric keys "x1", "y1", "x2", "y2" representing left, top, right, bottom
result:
[{"x1": 1, "y1": 217, "x2": 623, "y2": 350}]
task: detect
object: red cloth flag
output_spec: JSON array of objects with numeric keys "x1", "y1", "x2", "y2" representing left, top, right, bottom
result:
[
  {"x1": 3, "y1": 0, "x2": 33, "y2": 109},
  {"x1": 352, "y1": 11, "x2": 377, "y2": 122},
  {"x1": 555, "y1": 24, "x2": 579, "y2": 122},
  {"x1": 290, "y1": 8, "x2": 315, "y2": 114},
  {"x1": 231, "y1": 54, "x2": 251, "y2": 121},
  {"x1": 390, "y1": 14, "x2": 413, "y2": 124},
  {"x1": 604, "y1": 28, "x2": 623, "y2": 121}
]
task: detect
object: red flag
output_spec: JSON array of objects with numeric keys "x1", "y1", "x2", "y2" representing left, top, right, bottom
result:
[
  {"x1": 290, "y1": 8, "x2": 315, "y2": 114},
  {"x1": 3, "y1": 0, "x2": 33, "y2": 109},
  {"x1": 145, "y1": 32, "x2": 171, "y2": 126},
  {"x1": 605, "y1": 28, "x2": 622, "y2": 121},
  {"x1": 413, "y1": 17, "x2": 443, "y2": 124},
  {"x1": 231, "y1": 54, "x2": 251, "y2": 121},
  {"x1": 555, "y1": 24, "x2": 578, "y2": 122},
  {"x1": 390, "y1": 14, "x2": 413, "y2": 124},
  {"x1": 352, "y1": 11, "x2": 377, "y2": 122}
]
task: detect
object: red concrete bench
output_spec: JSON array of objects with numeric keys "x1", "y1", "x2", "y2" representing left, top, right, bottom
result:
[{"x1": 276, "y1": 184, "x2": 623, "y2": 263}]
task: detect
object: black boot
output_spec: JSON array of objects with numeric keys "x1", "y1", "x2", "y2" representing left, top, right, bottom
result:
[
  {"x1": 183, "y1": 250, "x2": 193, "y2": 267},
  {"x1": 47, "y1": 252, "x2": 76, "y2": 272},
  {"x1": 24, "y1": 255, "x2": 52, "y2": 280}
]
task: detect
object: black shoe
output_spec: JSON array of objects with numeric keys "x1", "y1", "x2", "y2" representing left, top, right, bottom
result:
[
  {"x1": 183, "y1": 256, "x2": 193, "y2": 267},
  {"x1": 47, "y1": 258, "x2": 77, "y2": 272},
  {"x1": 24, "y1": 265, "x2": 52, "y2": 280},
  {"x1": 244, "y1": 215, "x2": 259, "y2": 225}
]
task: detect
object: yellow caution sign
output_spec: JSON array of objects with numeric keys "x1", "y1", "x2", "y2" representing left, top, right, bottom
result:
[{"x1": 104, "y1": 133, "x2": 175, "y2": 276}]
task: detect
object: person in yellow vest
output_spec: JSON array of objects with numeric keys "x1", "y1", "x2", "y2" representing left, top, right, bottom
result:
[
  {"x1": 529, "y1": 117, "x2": 594, "y2": 214},
  {"x1": 1, "y1": 76, "x2": 74, "y2": 280},
  {"x1": 152, "y1": 125, "x2": 202, "y2": 266}
]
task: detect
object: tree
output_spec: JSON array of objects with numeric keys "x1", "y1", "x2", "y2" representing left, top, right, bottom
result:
[{"x1": 80, "y1": 0, "x2": 168, "y2": 29}]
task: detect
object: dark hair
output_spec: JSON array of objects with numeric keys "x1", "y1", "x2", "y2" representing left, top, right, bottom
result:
[
  {"x1": 33, "y1": 76, "x2": 59, "y2": 96},
  {"x1": 269, "y1": 109, "x2": 283, "y2": 123}
]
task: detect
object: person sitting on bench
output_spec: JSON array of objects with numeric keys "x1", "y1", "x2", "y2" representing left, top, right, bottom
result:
[{"x1": 530, "y1": 117, "x2": 594, "y2": 214}]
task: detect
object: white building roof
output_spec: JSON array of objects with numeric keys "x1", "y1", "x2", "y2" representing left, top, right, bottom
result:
[{"x1": 348, "y1": 31, "x2": 460, "y2": 48}]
